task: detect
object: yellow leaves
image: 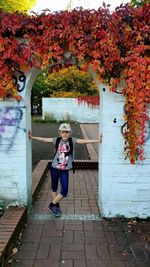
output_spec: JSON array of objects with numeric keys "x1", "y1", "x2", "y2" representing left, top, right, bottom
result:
[
  {"x1": 109, "y1": 77, "x2": 121, "y2": 92},
  {"x1": 95, "y1": 73, "x2": 104, "y2": 83},
  {"x1": 123, "y1": 114, "x2": 127, "y2": 121},
  {"x1": 125, "y1": 25, "x2": 132, "y2": 32},
  {"x1": 0, "y1": 44, "x2": 5, "y2": 53},
  {"x1": 120, "y1": 249, "x2": 131, "y2": 256},
  {"x1": 0, "y1": 0, "x2": 37, "y2": 13},
  {"x1": 43, "y1": 65, "x2": 98, "y2": 97},
  {"x1": 0, "y1": 72, "x2": 17, "y2": 98},
  {"x1": 51, "y1": 91, "x2": 83, "y2": 98},
  {"x1": 20, "y1": 64, "x2": 29, "y2": 72},
  {"x1": 127, "y1": 220, "x2": 137, "y2": 226}
]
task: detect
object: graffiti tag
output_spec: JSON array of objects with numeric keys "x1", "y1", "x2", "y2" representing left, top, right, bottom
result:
[
  {"x1": 12, "y1": 70, "x2": 26, "y2": 92},
  {"x1": 0, "y1": 106, "x2": 26, "y2": 151}
]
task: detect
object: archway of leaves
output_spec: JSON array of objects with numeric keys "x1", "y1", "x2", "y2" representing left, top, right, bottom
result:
[{"x1": 0, "y1": 3, "x2": 149, "y2": 163}]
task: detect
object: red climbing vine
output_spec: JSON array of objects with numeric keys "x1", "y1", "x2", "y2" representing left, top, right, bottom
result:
[
  {"x1": 0, "y1": 3, "x2": 149, "y2": 163},
  {"x1": 77, "y1": 96, "x2": 100, "y2": 108}
]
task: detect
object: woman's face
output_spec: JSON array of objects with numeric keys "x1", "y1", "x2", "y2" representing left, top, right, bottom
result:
[{"x1": 60, "y1": 130, "x2": 71, "y2": 140}]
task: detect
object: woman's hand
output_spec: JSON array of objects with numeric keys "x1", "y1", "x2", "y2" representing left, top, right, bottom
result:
[
  {"x1": 28, "y1": 130, "x2": 32, "y2": 139},
  {"x1": 99, "y1": 133, "x2": 102, "y2": 143}
]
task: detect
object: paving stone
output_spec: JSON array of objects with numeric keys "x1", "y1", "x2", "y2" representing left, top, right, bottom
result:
[
  {"x1": 85, "y1": 236, "x2": 106, "y2": 245},
  {"x1": 104, "y1": 231, "x2": 117, "y2": 244},
  {"x1": 93, "y1": 221, "x2": 103, "y2": 231},
  {"x1": 62, "y1": 250, "x2": 85, "y2": 260},
  {"x1": 83, "y1": 221, "x2": 94, "y2": 231},
  {"x1": 87, "y1": 259, "x2": 107, "y2": 267},
  {"x1": 44, "y1": 221, "x2": 64, "y2": 231},
  {"x1": 111, "y1": 261, "x2": 126, "y2": 267},
  {"x1": 60, "y1": 260, "x2": 73, "y2": 267},
  {"x1": 64, "y1": 221, "x2": 83, "y2": 225},
  {"x1": 25, "y1": 223, "x2": 44, "y2": 231},
  {"x1": 21, "y1": 229, "x2": 42, "y2": 242},
  {"x1": 130, "y1": 242, "x2": 148, "y2": 261},
  {"x1": 41, "y1": 236, "x2": 62, "y2": 243},
  {"x1": 62, "y1": 243, "x2": 84, "y2": 251},
  {"x1": 115, "y1": 231, "x2": 128, "y2": 245},
  {"x1": 85, "y1": 230, "x2": 104, "y2": 238},
  {"x1": 85, "y1": 244, "x2": 98, "y2": 259},
  {"x1": 74, "y1": 259, "x2": 86, "y2": 267},
  {"x1": 21, "y1": 260, "x2": 34, "y2": 267},
  {"x1": 18, "y1": 242, "x2": 38, "y2": 251},
  {"x1": 63, "y1": 231, "x2": 74, "y2": 243},
  {"x1": 144, "y1": 245, "x2": 150, "y2": 261},
  {"x1": 97, "y1": 244, "x2": 110, "y2": 260},
  {"x1": 14, "y1": 250, "x2": 36, "y2": 260},
  {"x1": 27, "y1": 219, "x2": 45, "y2": 225},
  {"x1": 49, "y1": 244, "x2": 61, "y2": 259},
  {"x1": 133, "y1": 261, "x2": 150, "y2": 267},
  {"x1": 11, "y1": 260, "x2": 34, "y2": 267},
  {"x1": 34, "y1": 259, "x2": 59, "y2": 267},
  {"x1": 64, "y1": 222, "x2": 83, "y2": 231},
  {"x1": 37, "y1": 243, "x2": 50, "y2": 259},
  {"x1": 124, "y1": 261, "x2": 139, "y2": 267},
  {"x1": 74, "y1": 231, "x2": 85, "y2": 243},
  {"x1": 42, "y1": 229, "x2": 63, "y2": 237}
]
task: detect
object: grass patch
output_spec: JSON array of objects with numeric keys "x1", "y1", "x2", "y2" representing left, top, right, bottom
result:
[{"x1": 32, "y1": 114, "x2": 77, "y2": 124}]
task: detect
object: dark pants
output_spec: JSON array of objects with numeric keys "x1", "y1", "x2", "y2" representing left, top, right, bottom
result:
[{"x1": 50, "y1": 166, "x2": 69, "y2": 197}]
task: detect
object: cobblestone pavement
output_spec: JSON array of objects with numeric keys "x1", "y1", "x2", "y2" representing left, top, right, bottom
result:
[{"x1": 8, "y1": 170, "x2": 150, "y2": 267}]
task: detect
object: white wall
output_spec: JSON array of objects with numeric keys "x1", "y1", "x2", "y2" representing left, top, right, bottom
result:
[
  {"x1": 99, "y1": 84, "x2": 150, "y2": 218},
  {"x1": 0, "y1": 99, "x2": 28, "y2": 206},
  {"x1": 0, "y1": 68, "x2": 40, "y2": 209},
  {"x1": 42, "y1": 98, "x2": 99, "y2": 123}
]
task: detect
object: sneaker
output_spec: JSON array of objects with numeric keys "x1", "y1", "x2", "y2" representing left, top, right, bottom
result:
[
  {"x1": 55, "y1": 203, "x2": 62, "y2": 214},
  {"x1": 48, "y1": 202, "x2": 61, "y2": 217}
]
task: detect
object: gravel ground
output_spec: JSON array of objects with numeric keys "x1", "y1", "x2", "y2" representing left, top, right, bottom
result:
[{"x1": 32, "y1": 123, "x2": 90, "y2": 169}]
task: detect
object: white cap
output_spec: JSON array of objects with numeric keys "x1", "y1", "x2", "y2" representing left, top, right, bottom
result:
[{"x1": 59, "y1": 123, "x2": 72, "y2": 132}]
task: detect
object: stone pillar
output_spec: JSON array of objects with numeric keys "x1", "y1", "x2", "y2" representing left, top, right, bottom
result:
[{"x1": 98, "y1": 83, "x2": 150, "y2": 218}]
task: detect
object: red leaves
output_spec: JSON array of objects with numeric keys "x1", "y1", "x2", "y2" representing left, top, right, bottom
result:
[
  {"x1": 14, "y1": 95, "x2": 22, "y2": 102},
  {"x1": 77, "y1": 96, "x2": 100, "y2": 108},
  {"x1": 122, "y1": 51, "x2": 150, "y2": 163},
  {"x1": 0, "y1": 3, "x2": 150, "y2": 163}
]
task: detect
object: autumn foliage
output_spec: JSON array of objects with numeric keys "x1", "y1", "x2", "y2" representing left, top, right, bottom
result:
[
  {"x1": 77, "y1": 96, "x2": 100, "y2": 108},
  {"x1": 0, "y1": 0, "x2": 36, "y2": 13},
  {"x1": 0, "y1": 3, "x2": 149, "y2": 163}
]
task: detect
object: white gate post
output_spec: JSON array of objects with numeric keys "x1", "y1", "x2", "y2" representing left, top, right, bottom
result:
[
  {"x1": 0, "y1": 68, "x2": 40, "y2": 210},
  {"x1": 98, "y1": 83, "x2": 150, "y2": 218}
]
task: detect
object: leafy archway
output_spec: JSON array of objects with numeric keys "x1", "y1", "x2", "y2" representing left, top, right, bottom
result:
[{"x1": 0, "y1": 3, "x2": 149, "y2": 163}]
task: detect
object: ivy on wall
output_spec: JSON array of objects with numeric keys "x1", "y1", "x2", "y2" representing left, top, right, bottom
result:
[
  {"x1": 77, "y1": 96, "x2": 99, "y2": 108},
  {"x1": 0, "y1": 3, "x2": 149, "y2": 163}
]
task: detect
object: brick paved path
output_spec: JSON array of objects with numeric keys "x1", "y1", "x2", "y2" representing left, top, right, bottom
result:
[
  {"x1": 31, "y1": 170, "x2": 99, "y2": 215},
  {"x1": 8, "y1": 170, "x2": 150, "y2": 267}
]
